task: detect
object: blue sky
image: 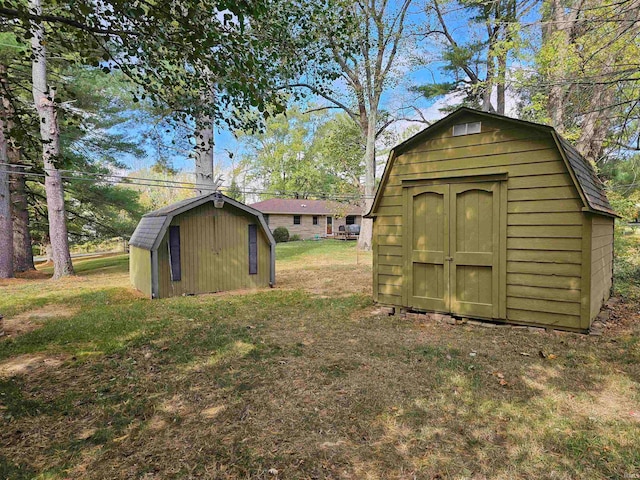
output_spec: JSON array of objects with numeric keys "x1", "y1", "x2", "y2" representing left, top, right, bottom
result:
[{"x1": 117, "y1": 0, "x2": 541, "y2": 181}]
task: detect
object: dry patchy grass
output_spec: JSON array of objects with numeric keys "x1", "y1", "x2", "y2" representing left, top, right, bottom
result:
[{"x1": 0, "y1": 242, "x2": 639, "y2": 479}]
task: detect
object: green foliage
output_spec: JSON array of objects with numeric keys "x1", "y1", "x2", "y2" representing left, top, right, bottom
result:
[
  {"x1": 272, "y1": 227, "x2": 290, "y2": 243},
  {"x1": 1, "y1": 0, "x2": 353, "y2": 131},
  {"x1": 410, "y1": 83, "x2": 456, "y2": 100},
  {"x1": 289, "y1": 234, "x2": 302, "y2": 242},
  {"x1": 225, "y1": 178, "x2": 244, "y2": 202},
  {"x1": 123, "y1": 168, "x2": 194, "y2": 212},
  {"x1": 240, "y1": 108, "x2": 363, "y2": 199}
]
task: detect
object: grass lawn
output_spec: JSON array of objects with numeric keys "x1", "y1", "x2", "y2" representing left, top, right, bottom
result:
[{"x1": 1, "y1": 240, "x2": 639, "y2": 479}]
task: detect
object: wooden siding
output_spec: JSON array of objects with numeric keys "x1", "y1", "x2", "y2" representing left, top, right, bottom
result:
[
  {"x1": 157, "y1": 202, "x2": 271, "y2": 298},
  {"x1": 374, "y1": 112, "x2": 589, "y2": 330},
  {"x1": 130, "y1": 245, "x2": 152, "y2": 298},
  {"x1": 590, "y1": 215, "x2": 614, "y2": 320}
]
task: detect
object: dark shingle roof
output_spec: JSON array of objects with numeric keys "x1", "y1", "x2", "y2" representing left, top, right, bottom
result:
[
  {"x1": 129, "y1": 216, "x2": 167, "y2": 250},
  {"x1": 249, "y1": 198, "x2": 362, "y2": 216},
  {"x1": 557, "y1": 137, "x2": 615, "y2": 215}
]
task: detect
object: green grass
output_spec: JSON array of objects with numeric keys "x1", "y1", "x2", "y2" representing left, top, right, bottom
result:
[
  {"x1": 0, "y1": 241, "x2": 639, "y2": 479},
  {"x1": 614, "y1": 230, "x2": 640, "y2": 300},
  {"x1": 275, "y1": 238, "x2": 360, "y2": 261}
]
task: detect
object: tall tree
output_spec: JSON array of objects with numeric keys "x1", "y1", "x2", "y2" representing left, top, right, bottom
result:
[
  {"x1": 29, "y1": 0, "x2": 73, "y2": 278},
  {"x1": 240, "y1": 108, "x2": 363, "y2": 200},
  {"x1": 0, "y1": 94, "x2": 12, "y2": 278},
  {"x1": 532, "y1": 0, "x2": 640, "y2": 162},
  {"x1": 290, "y1": 0, "x2": 412, "y2": 249},
  {"x1": 414, "y1": 0, "x2": 523, "y2": 114}
]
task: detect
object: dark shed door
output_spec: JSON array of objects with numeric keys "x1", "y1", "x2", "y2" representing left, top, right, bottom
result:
[
  {"x1": 169, "y1": 225, "x2": 181, "y2": 281},
  {"x1": 248, "y1": 224, "x2": 258, "y2": 275}
]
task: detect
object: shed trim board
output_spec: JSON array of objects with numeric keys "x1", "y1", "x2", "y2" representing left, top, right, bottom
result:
[
  {"x1": 129, "y1": 192, "x2": 276, "y2": 298},
  {"x1": 369, "y1": 108, "x2": 616, "y2": 332}
]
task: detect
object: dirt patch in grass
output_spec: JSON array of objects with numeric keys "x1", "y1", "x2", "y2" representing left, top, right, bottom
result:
[
  {"x1": 0, "y1": 353, "x2": 66, "y2": 378},
  {"x1": 2, "y1": 305, "x2": 79, "y2": 338},
  {"x1": 16, "y1": 269, "x2": 50, "y2": 280}
]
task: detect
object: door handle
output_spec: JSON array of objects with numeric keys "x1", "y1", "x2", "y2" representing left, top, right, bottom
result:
[{"x1": 445, "y1": 256, "x2": 454, "y2": 261}]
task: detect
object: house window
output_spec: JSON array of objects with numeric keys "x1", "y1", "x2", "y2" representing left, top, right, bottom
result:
[
  {"x1": 248, "y1": 224, "x2": 258, "y2": 275},
  {"x1": 293, "y1": 215, "x2": 301, "y2": 225},
  {"x1": 312, "y1": 215, "x2": 318, "y2": 225},
  {"x1": 168, "y1": 225, "x2": 181, "y2": 281},
  {"x1": 346, "y1": 215, "x2": 356, "y2": 225},
  {"x1": 452, "y1": 122, "x2": 481, "y2": 136}
]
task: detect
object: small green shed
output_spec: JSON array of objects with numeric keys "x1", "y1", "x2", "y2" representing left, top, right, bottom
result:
[
  {"x1": 367, "y1": 107, "x2": 616, "y2": 332},
  {"x1": 129, "y1": 192, "x2": 275, "y2": 299}
]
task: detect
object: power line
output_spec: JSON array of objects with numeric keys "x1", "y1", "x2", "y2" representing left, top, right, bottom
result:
[{"x1": 0, "y1": 167, "x2": 374, "y2": 201}]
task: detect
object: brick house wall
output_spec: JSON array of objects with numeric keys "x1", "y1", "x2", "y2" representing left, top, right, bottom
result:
[{"x1": 266, "y1": 214, "x2": 362, "y2": 240}]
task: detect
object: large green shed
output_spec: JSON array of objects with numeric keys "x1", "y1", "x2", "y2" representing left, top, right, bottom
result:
[
  {"x1": 129, "y1": 192, "x2": 275, "y2": 299},
  {"x1": 367, "y1": 108, "x2": 616, "y2": 332}
]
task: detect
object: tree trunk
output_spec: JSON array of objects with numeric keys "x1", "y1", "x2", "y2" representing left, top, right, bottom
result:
[
  {"x1": 0, "y1": 106, "x2": 13, "y2": 278},
  {"x1": 11, "y1": 168, "x2": 35, "y2": 272},
  {"x1": 1, "y1": 68, "x2": 35, "y2": 273},
  {"x1": 482, "y1": 53, "x2": 495, "y2": 112},
  {"x1": 357, "y1": 109, "x2": 377, "y2": 251},
  {"x1": 496, "y1": 52, "x2": 507, "y2": 115},
  {"x1": 545, "y1": 0, "x2": 569, "y2": 132},
  {"x1": 30, "y1": 0, "x2": 74, "y2": 279},
  {"x1": 194, "y1": 113, "x2": 216, "y2": 196}
]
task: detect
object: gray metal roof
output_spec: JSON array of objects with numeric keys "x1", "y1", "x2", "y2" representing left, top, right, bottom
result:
[
  {"x1": 130, "y1": 192, "x2": 276, "y2": 251},
  {"x1": 129, "y1": 216, "x2": 167, "y2": 250}
]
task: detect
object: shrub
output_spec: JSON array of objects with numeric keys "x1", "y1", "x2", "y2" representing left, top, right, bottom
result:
[
  {"x1": 273, "y1": 226, "x2": 290, "y2": 243},
  {"x1": 289, "y1": 234, "x2": 301, "y2": 242}
]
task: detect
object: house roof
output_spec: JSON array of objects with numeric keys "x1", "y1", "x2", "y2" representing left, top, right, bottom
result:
[
  {"x1": 367, "y1": 107, "x2": 616, "y2": 217},
  {"x1": 130, "y1": 192, "x2": 275, "y2": 251},
  {"x1": 249, "y1": 198, "x2": 363, "y2": 216}
]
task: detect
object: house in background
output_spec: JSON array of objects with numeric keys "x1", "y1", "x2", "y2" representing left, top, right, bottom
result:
[
  {"x1": 130, "y1": 192, "x2": 275, "y2": 298},
  {"x1": 367, "y1": 107, "x2": 616, "y2": 333},
  {"x1": 249, "y1": 198, "x2": 362, "y2": 240}
]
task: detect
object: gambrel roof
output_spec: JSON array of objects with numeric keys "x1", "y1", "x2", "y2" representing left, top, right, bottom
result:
[
  {"x1": 367, "y1": 107, "x2": 616, "y2": 217},
  {"x1": 130, "y1": 192, "x2": 275, "y2": 251}
]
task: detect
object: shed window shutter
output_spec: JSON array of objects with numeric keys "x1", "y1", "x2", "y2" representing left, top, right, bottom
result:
[
  {"x1": 169, "y1": 225, "x2": 181, "y2": 281},
  {"x1": 248, "y1": 224, "x2": 258, "y2": 275}
]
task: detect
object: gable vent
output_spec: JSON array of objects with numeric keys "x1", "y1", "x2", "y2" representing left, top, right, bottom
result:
[{"x1": 452, "y1": 121, "x2": 481, "y2": 136}]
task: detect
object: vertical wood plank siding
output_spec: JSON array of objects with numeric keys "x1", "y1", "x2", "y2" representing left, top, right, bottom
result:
[
  {"x1": 130, "y1": 245, "x2": 152, "y2": 298},
  {"x1": 374, "y1": 113, "x2": 590, "y2": 329},
  {"x1": 590, "y1": 215, "x2": 614, "y2": 320},
  {"x1": 157, "y1": 202, "x2": 271, "y2": 297}
]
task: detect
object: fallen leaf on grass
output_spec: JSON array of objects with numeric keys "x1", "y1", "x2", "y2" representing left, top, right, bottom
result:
[{"x1": 519, "y1": 352, "x2": 531, "y2": 357}]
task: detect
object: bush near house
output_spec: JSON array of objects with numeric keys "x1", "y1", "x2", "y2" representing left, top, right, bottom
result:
[{"x1": 272, "y1": 226, "x2": 290, "y2": 243}]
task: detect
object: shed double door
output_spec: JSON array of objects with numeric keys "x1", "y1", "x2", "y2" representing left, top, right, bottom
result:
[{"x1": 404, "y1": 182, "x2": 502, "y2": 319}]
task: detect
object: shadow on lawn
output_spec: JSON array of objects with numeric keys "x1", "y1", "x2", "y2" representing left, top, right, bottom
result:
[{"x1": 1, "y1": 247, "x2": 639, "y2": 479}]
